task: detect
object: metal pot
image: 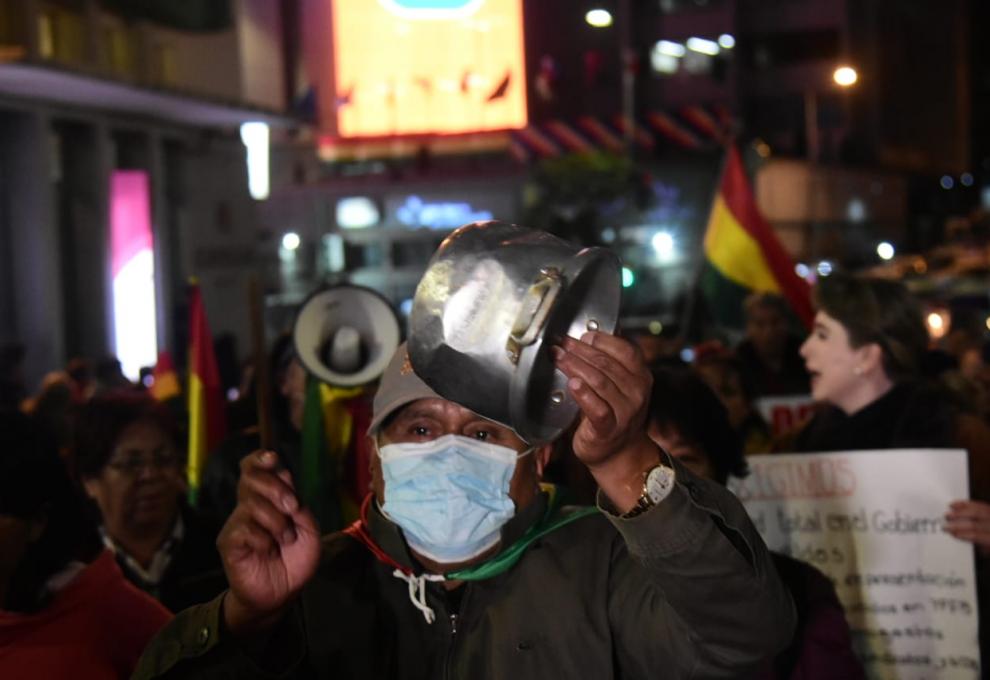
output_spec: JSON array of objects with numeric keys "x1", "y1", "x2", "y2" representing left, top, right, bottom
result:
[{"x1": 408, "y1": 221, "x2": 621, "y2": 443}]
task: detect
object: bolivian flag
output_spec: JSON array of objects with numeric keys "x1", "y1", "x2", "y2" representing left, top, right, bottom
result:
[
  {"x1": 700, "y1": 145, "x2": 814, "y2": 329},
  {"x1": 186, "y1": 281, "x2": 227, "y2": 505}
]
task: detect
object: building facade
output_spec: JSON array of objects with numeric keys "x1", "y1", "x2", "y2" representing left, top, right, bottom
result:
[{"x1": 0, "y1": 0, "x2": 292, "y2": 387}]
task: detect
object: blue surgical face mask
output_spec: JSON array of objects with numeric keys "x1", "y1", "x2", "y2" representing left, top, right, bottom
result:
[{"x1": 378, "y1": 433, "x2": 530, "y2": 564}]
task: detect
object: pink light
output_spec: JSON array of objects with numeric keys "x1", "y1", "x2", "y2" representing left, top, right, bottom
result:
[
  {"x1": 110, "y1": 170, "x2": 157, "y2": 379},
  {"x1": 110, "y1": 171, "x2": 154, "y2": 278}
]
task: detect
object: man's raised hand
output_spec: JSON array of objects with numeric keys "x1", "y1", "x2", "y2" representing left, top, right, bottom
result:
[
  {"x1": 218, "y1": 450, "x2": 320, "y2": 635},
  {"x1": 552, "y1": 332, "x2": 662, "y2": 513}
]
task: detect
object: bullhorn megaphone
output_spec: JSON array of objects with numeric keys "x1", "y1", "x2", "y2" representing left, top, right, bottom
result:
[{"x1": 292, "y1": 285, "x2": 401, "y2": 387}]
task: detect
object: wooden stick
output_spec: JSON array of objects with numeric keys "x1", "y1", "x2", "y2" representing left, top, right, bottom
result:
[{"x1": 248, "y1": 276, "x2": 274, "y2": 450}]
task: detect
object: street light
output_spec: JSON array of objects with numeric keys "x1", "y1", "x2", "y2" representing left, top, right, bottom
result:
[
  {"x1": 281, "y1": 232, "x2": 301, "y2": 251},
  {"x1": 585, "y1": 9, "x2": 612, "y2": 27},
  {"x1": 833, "y1": 66, "x2": 858, "y2": 87},
  {"x1": 877, "y1": 241, "x2": 895, "y2": 260}
]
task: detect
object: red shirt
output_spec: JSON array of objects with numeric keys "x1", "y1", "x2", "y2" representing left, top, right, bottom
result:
[{"x1": 0, "y1": 550, "x2": 172, "y2": 679}]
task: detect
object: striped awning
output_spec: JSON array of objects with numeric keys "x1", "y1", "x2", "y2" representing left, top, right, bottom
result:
[{"x1": 509, "y1": 104, "x2": 735, "y2": 162}]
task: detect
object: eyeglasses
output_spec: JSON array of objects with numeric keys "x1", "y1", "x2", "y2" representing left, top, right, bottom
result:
[{"x1": 106, "y1": 450, "x2": 180, "y2": 475}]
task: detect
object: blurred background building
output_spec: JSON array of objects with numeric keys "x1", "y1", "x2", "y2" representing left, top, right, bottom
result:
[
  {"x1": 0, "y1": 0, "x2": 290, "y2": 383},
  {"x1": 0, "y1": 0, "x2": 986, "y2": 389}
]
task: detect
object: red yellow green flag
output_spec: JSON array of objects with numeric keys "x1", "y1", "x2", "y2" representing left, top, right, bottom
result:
[
  {"x1": 300, "y1": 377, "x2": 366, "y2": 532},
  {"x1": 186, "y1": 281, "x2": 226, "y2": 505},
  {"x1": 700, "y1": 145, "x2": 814, "y2": 329}
]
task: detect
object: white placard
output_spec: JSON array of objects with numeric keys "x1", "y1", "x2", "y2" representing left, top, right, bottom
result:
[
  {"x1": 754, "y1": 394, "x2": 815, "y2": 437},
  {"x1": 730, "y1": 450, "x2": 980, "y2": 679}
]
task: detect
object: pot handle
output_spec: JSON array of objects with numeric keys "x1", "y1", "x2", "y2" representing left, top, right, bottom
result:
[{"x1": 506, "y1": 267, "x2": 563, "y2": 365}]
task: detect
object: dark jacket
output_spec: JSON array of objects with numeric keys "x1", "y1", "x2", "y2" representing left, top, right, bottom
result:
[
  {"x1": 113, "y1": 506, "x2": 227, "y2": 614},
  {"x1": 783, "y1": 380, "x2": 990, "y2": 501},
  {"x1": 755, "y1": 554, "x2": 865, "y2": 680},
  {"x1": 133, "y1": 458, "x2": 795, "y2": 679},
  {"x1": 791, "y1": 382, "x2": 954, "y2": 454}
]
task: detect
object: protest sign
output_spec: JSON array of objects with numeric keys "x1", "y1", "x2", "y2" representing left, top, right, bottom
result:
[
  {"x1": 754, "y1": 394, "x2": 815, "y2": 437},
  {"x1": 730, "y1": 450, "x2": 980, "y2": 679}
]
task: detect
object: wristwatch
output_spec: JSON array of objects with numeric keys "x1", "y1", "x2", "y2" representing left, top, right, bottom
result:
[{"x1": 621, "y1": 463, "x2": 676, "y2": 518}]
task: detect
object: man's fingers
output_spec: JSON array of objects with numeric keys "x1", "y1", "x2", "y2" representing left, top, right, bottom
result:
[
  {"x1": 554, "y1": 343, "x2": 625, "y2": 409},
  {"x1": 567, "y1": 376, "x2": 616, "y2": 433},
  {"x1": 276, "y1": 467, "x2": 294, "y2": 487},
  {"x1": 559, "y1": 334, "x2": 639, "y2": 385},
  {"x1": 240, "y1": 452, "x2": 299, "y2": 514},
  {"x1": 224, "y1": 450, "x2": 306, "y2": 556},
  {"x1": 573, "y1": 331, "x2": 644, "y2": 372},
  {"x1": 558, "y1": 333, "x2": 651, "y2": 404},
  {"x1": 554, "y1": 334, "x2": 652, "y2": 431},
  {"x1": 289, "y1": 506, "x2": 320, "y2": 539},
  {"x1": 223, "y1": 517, "x2": 279, "y2": 558},
  {"x1": 241, "y1": 449, "x2": 280, "y2": 473},
  {"x1": 239, "y1": 495, "x2": 297, "y2": 546}
]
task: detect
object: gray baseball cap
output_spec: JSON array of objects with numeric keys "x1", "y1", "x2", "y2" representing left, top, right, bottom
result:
[
  {"x1": 367, "y1": 343, "x2": 442, "y2": 435},
  {"x1": 368, "y1": 343, "x2": 524, "y2": 440}
]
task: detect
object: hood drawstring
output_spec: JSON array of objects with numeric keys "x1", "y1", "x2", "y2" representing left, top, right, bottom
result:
[
  {"x1": 391, "y1": 569, "x2": 445, "y2": 623},
  {"x1": 345, "y1": 487, "x2": 599, "y2": 625}
]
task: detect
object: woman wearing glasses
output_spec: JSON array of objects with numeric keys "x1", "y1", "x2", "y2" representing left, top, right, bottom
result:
[
  {"x1": 73, "y1": 391, "x2": 226, "y2": 613},
  {"x1": 0, "y1": 410, "x2": 171, "y2": 678}
]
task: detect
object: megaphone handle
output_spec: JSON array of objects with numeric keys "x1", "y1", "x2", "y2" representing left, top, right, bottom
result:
[{"x1": 249, "y1": 277, "x2": 274, "y2": 450}]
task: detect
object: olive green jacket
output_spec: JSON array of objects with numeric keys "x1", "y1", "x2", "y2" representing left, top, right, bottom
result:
[{"x1": 133, "y1": 460, "x2": 794, "y2": 679}]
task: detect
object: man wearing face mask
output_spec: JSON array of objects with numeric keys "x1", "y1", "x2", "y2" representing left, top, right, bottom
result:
[{"x1": 134, "y1": 330, "x2": 795, "y2": 679}]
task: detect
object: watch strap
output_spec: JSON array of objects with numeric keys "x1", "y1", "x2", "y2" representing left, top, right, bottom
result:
[{"x1": 620, "y1": 463, "x2": 675, "y2": 519}]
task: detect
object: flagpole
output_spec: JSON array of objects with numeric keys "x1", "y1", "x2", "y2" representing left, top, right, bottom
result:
[
  {"x1": 248, "y1": 276, "x2": 274, "y2": 451},
  {"x1": 677, "y1": 142, "x2": 732, "y2": 347}
]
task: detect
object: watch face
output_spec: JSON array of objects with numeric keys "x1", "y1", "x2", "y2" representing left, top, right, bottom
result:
[{"x1": 645, "y1": 465, "x2": 675, "y2": 504}]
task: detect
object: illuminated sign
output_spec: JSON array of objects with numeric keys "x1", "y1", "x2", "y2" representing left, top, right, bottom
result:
[
  {"x1": 331, "y1": 0, "x2": 526, "y2": 138},
  {"x1": 380, "y1": 0, "x2": 484, "y2": 19},
  {"x1": 396, "y1": 195, "x2": 493, "y2": 229},
  {"x1": 240, "y1": 122, "x2": 270, "y2": 200},
  {"x1": 110, "y1": 170, "x2": 157, "y2": 380},
  {"x1": 336, "y1": 196, "x2": 381, "y2": 229}
]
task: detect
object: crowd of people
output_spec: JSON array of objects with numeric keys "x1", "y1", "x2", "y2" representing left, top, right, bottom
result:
[{"x1": 2, "y1": 235, "x2": 990, "y2": 676}]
